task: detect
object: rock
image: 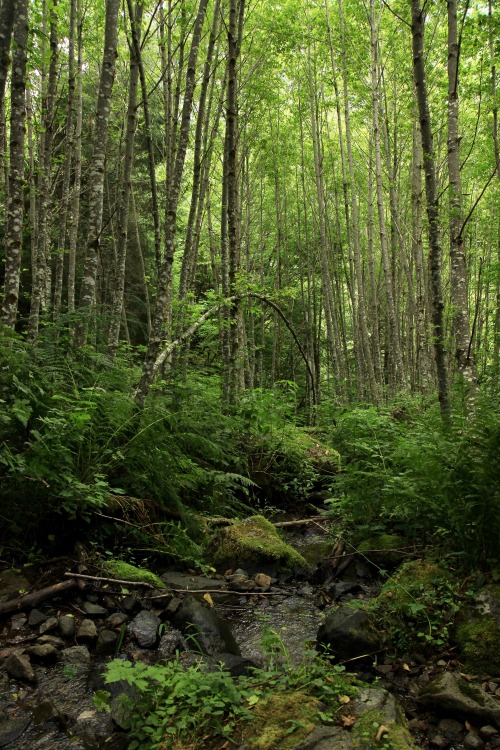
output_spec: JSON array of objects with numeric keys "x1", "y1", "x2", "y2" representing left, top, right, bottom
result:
[
  {"x1": 479, "y1": 726, "x2": 498, "y2": 740},
  {"x1": 170, "y1": 598, "x2": 241, "y2": 655},
  {"x1": 418, "y1": 672, "x2": 500, "y2": 727},
  {"x1": 128, "y1": 610, "x2": 161, "y2": 649},
  {"x1": 317, "y1": 605, "x2": 382, "y2": 663},
  {"x1": 120, "y1": 591, "x2": 140, "y2": 613},
  {"x1": 204, "y1": 515, "x2": 307, "y2": 574},
  {"x1": 28, "y1": 609, "x2": 47, "y2": 628},
  {"x1": 327, "y1": 582, "x2": 362, "y2": 601},
  {"x1": 96, "y1": 629, "x2": 118, "y2": 655},
  {"x1": 33, "y1": 700, "x2": 62, "y2": 724},
  {"x1": 59, "y1": 614, "x2": 76, "y2": 639},
  {"x1": 61, "y1": 645, "x2": 91, "y2": 665},
  {"x1": 11, "y1": 614, "x2": 27, "y2": 631},
  {"x1": 106, "y1": 613, "x2": 128, "y2": 629},
  {"x1": 456, "y1": 586, "x2": 500, "y2": 674},
  {"x1": 464, "y1": 731, "x2": 485, "y2": 750},
  {"x1": 0, "y1": 716, "x2": 31, "y2": 747},
  {"x1": 37, "y1": 634, "x2": 64, "y2": 648},
  {"x1": 255, "y1": 573, "x2": 272, "y2": 588},
  {"x1": 430, "y1": 734, "x2": 450, "y2": 749},
  {"x1": 82, "y1": 601, "x2": 108, "y2": 617},
  {"x1": 76, "y1": 618, "x2": 97, "y2": 643},
  {"x1": 5, "y1": 652, "x2": 36, "y2": 682},
  {"x1": 437, "y1": 718, "x2": 464, "y2": 741},
  {"x1": 158, "y1": 628, "x2": 184, "y2": 659},
  {"x1": 290, "y1": 726, "x2": 354, "y2": 749},
  {"x1": 355, "y1": 687, "x2": 399, "y2": 722},
  {"x1": 216, "y1": 653, "x2": 258, "y2": 677},
  {"x1": 28, "y1": 643, "x2": 59, "y2": 663},
  {"x1": 39, "y1": 616, "x2": 59, "y2": 634}
]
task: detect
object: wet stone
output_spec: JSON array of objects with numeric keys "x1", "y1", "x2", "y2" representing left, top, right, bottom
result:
[
  {"x1": 5, "y1": 652, "x2": 36, "y2": 683},
  {"x1": 82, "y1": 601, "x2": 108, "y2": 617},
  {"x1": 76, "y1": 618, "x2": 97, "y2": 643},
  {"x1": 106, "y1": 612, "x2": 128, "y2": 629},
  {"x1": 120, "y1": 592, "x2": 140, "y2": 613},
  {"x1": 28, "y1": 643, "x2": 59, "y2": 663},
  {"x1": 39, "y1": 616, "x2": 59, "y2": 634},
  {"x1": 0, "y1": 716, "x2": 31, "y2": 748},
  {"x1": 95, "y1": 629, "x2": 118, "y2": 655},
  {"x1": 479, "y1": 726, "x2": 498, "y2": 740},
  {"x1": 28, "y1": 609, "x2": 47, "y2": 628},
  {"x1": 430, "y1": 734, "x2": 450, "y2": 749},
  {"x1": 37, "y1": 634, "x2": 64, "y2": 648},
  {"x1": 438, "y1": 718, "x2": 464, "y2": 741},
  {"x1": 11, "y1": 614, "x2": 27, "y2": 631},
  {"x1": 61, "y1": 645, "x2": 91, "y2": 665},
  {"x1": 59, "y1": 614, "x2": 76, "y2": 639},
  {"x1": 33, "y1": 700, "x2": 62, "y2": 725},
  {"x1": 464, "y1": 731, "x2": 485, "y2": 750}
]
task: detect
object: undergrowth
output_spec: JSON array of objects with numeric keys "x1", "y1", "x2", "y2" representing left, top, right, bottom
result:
[{"x1": 98, "y1": 628, "x2": 356, "y2": 749}]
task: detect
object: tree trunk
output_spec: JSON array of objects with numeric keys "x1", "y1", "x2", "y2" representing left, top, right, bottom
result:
[
  {"x1": 0, "y1": 0, "x2": 28, "y2": 328},
  {"x1": 76, "y1": 0, "x2": 120, "y2": 345},
  {"x1": 411, "y1": 0, "x2": 451, "y2": 420}
]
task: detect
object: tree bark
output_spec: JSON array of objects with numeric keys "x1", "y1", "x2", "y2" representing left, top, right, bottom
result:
[{"x1": 0, "y1": 0, "x2": 28, "y2": 328}]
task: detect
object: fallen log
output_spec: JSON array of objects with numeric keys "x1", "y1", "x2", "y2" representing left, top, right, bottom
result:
[{"x1": 0, "y1": 579, "x2": 79, "y2": 618}]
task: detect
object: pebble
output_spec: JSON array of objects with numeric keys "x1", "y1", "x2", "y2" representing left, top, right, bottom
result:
[
  {"x1": 464, "y1": 730, "x2": 485, "y2": 750},
  {"x1": 76, "y1": 619, "x2": 97, "y2": 643},
  {"x1": 430, "y1": 733, "x2": 450, "y2": 749},
  {"x1": 82, "y1": 602, "x2": 108, "y2": 617},
  {"x1": 59, "y1": 614, "x2": 76, "y2": 639},
  {"x1": 28, "y1": 643, "x2": 59, "y2": 663},
  {"x1": 438, "y1": 718, "x2": 464, "y2": 742},
  {"x1": 60, "y1": 645, "x2": 91, "y2": 665},
  {"x1": 11, "y1": 614, "x2": 27, "y2": 631},
  {"x1": 39, "y1": 616, "x2": 58, "y2": 635},
  {"x1": 28, "y1": 609, "x2": 47, "y2": 628},
  {"x1": 479, "y1": 726, "x2": 498, "y2": 741},
  {"x1": 95, "y1": 629, "x2": 118, "y2": 655},
  {"x1": 5, "y1": 652, "x2": 36, "y2": 683},
  {"x1": 120, "y1": 592, "x2": 140, "y2": 613},
  {"x1": 106, "y1": 612, "x2": 128, "y2": 629}
]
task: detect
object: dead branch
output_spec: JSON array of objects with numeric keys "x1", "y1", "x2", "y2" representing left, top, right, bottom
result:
[
  {"x1": 0, "y1": 579, "x2": 79, "y2": 618},
  {"x1": 63, "y1": 571, "x2": 156, "y2": 588}
]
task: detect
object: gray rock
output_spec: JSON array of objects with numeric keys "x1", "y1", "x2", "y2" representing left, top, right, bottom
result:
[
  {"x1": 355, "y1": 687, "x2": 399, "y2": 722},
  {"x1": 28, "y1": 643, "x2": 59, "y2": 663},
  {"x1": 37, "y1": 634, "x2": 64, "y2": 648},
  {"x1": 418, "y1": 672, "x2": 500, "y2": 727},
  {"x1": 28, "y1": 609, "x2": 47, "y2": 627},
  {"x1": 5, "y1": 652, "x2": 36, "y2": 682},
  {"x1": 290, "y1": 726, "x2": 354, "y2": 749},
  {"x1": 120, "y1": 592, "x2": 140, "y2": 613},
  {"x1": 479, "y1": 725, "x2": 498, "y2": 740},
  {"x1": 61, "y1": 645, "x2": 91, "y2": 665},
  {"x1": 76, "y1": 618, "x2": 97, "y2": 643},
  {"x1": 82, "y1": 601, "x2": 108, "y2": 617},
  {"x1": 438, "y1": 718, "x2": 464, "y2": 741},
  {"x1": 0, "y1": 716, "x2": 31, "y2": 747},
  {"x1": 59, "y1": 614, "x2": 76, "y2": 639},
  {"x1": 106, "y1": 612, "x2": 128, "y2": 629},
  {"x1": 39, "y1": 616, "x2": 59, "y2": 634},
  {"x1": 316, "y1": 605, "x2": 382, "y2": 663},
  {"x1": 464, "y1": 732, "x2": 485, "y2": 750},
  {"x1": 95, "y1": 629, "x2": 118, "y2": 655},
  {"x1": 11, "y1": 614, "x2": 27, "y2": 631},
  {"x1": 128, "y1": 610, "x2": 161, "y2": 649},
  {"x1": 170, "y1": 598, "x2": 241, "y2": 656}
]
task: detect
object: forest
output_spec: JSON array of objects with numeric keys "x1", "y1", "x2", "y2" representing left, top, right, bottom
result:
[{"x1": 0, "y1": 0, "x2": 500, "y2": 748}]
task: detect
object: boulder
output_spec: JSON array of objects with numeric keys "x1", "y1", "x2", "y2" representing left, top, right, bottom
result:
[
  {"x1": 76, "y1": 618, "x2": 97, "y2": 643},
  {"x1": 205, "y1": 515, "x2": 307, "y2": 575},
  {"x1": 456, "y1": 585, "x2": 500, "y2": 673},
  {"x1": 317, "y1": 605, "x2": 382, "y2": 663},
  {"x1": 170, "y1": 597, "x2": 241, "y2": 656},
  {"x1": 418, "y1": 672, "x2": 500, "y2": 727}
]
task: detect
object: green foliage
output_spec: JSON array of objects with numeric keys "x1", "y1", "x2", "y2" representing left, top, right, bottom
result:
[
  {"x1": 100, "y1": 629, "x2": 355, "y2": 750},
  {"x1": 328, "y1": 395, "x2": 500, "y2": 564}
]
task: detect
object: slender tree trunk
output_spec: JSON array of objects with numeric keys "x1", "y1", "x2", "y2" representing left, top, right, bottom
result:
[
  {"x1": 411, "y1": 0, "x2": 450, "y2": 420},
  {"x1": 67, "y1": 0, "x2": 83, "y2": 316},
  {"x1": 1, "y1": 0, "x2": 28, "y2": 328},
  {"x1": 107, "y1": 0, "x2": 143, "y2": 359},
  {"x1": 76, "y1": 0, "x2": 120, "y2": 345},
  {"x1": 136, "y1": 0, "x2": 209, "y2": 405},
  {"x1": 447, "y1": 0, "x2": 476, "y2": 386}
]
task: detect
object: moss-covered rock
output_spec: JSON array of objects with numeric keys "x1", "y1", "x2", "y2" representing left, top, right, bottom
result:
[
  {"x1": 100, "y1": 560, "x2": 166, "y2": 588},
  {"x1": 241, "y1": 691, "x2": 320, "y2": 749},
  {"x1": 205, "y1": 515, "x2": 307, "y2": 573},
  {"x1": 456, "y1": 585, "x2": 500, "y2": 673},
  {"x1": 418, "y1": 672, "x2": 500, "y2": 726},
  {"x1": 351, "y1": 708, "x2": 417, "y2": 749}
]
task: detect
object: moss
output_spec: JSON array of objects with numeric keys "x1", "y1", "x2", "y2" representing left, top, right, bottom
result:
[
  {"x1": 457, "y1": 616, "x2": 500, "y2": 673},
  {"x1": 242, "y1": 691, "x2": 319, "y2": 750},
  {"x1": 207, "y1": 515, "x2": 307, "y2": 571},
  {"x1": 352, "y1": 708, "x2": 416, "y2": 750},
  {"x1": 456, "y1": 677, "x2": 486, "y2": 706},
  {"x1": 101, "y1": 559, "x2": 166, "y2": 588}
]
